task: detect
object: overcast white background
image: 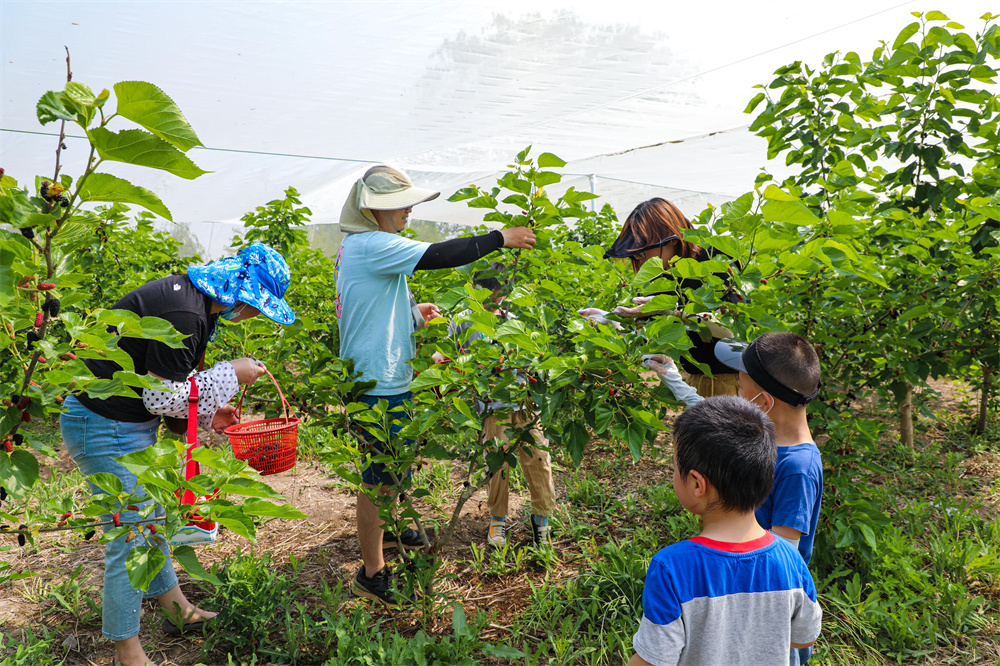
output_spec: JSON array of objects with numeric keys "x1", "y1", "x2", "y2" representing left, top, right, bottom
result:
[{"x1": 2, "y1": 1, "x2": 998, "y2": 254}]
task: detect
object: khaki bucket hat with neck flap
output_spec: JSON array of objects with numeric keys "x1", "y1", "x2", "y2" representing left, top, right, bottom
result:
[{"x1": 339, "y1": 165, "x2": 441, "y2": 234}]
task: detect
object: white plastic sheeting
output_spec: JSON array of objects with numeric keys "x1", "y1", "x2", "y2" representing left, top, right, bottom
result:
[{"x1": 2, "y1": 1, "x2": 996, "y2": 256}]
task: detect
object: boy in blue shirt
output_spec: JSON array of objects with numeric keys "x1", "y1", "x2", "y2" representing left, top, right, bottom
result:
[{"x1": 627, "y1": 396, "x2": 822, "y2": 666}]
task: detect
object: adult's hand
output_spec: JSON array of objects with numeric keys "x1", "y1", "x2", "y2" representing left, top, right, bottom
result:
[
  {"x1": 417, "y1": 302, "x2": 441, "y2": 324},
  {"x1": 500, "y1": 226, "x2": 536, "y2": 249},
  {"x1": 212, "y1": 405, "x2": 238, "y2": 433},
  {"x1": 431, "y1": 351, "x2": 451, "y2": 364},
  {"x1": 230, "y1": 358, "x2": 266, "y2": 384},
  {"x1": 613, "y1": 296, "x2": 653, "y2": 318}
]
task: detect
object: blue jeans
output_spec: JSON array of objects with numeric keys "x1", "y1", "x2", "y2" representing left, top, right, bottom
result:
[
  {"x1": 60, "y1": 395, "x2": 177, "y2": 640},
  {"x1": 357, "y1": 392, "x2": 413, "y2": 486},
  {"x1": 791, "y1": 645, "x2": 813, "y2": 665}
]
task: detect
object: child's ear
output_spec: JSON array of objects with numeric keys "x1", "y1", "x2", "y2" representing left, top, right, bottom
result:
[{"x1": 688, "y1": 469, "x2": 710, "y2": 498}]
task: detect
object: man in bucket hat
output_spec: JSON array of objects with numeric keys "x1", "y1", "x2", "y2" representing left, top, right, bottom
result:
[
  {"x1": 61, "y1": 241, "x2": 295, "y2": 666},
  {"x1": 335, "y1": 165, "x2": 536, "y2": 608}
]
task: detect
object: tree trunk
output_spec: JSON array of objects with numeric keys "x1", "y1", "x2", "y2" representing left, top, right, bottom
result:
[
  {"x1": 976, "y1": 366, "x2": 993, "y2": 436},
  {"x1": 900, "y1": 383, "x2": 913, "y2": 447}
]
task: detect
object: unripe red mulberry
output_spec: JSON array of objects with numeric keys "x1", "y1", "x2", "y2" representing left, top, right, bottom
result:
[
  {"x1": 37, "y1": 283, "x2": 56, "y2": 291},
  {"x1": 16, "y1": 395, "x2": 29, "y2": 410},
  {"x1": 34, "y1": 312, "x2": 44, "y2": 328}
]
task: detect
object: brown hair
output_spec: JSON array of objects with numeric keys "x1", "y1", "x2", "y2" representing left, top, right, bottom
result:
[{"x1": 616, "y1": 198, "x2": 702, "y2": 272}]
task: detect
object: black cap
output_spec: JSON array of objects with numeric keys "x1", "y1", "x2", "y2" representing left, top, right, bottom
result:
[{"x1": 714, "y1": 339, "x2": 820, "y2": 407}]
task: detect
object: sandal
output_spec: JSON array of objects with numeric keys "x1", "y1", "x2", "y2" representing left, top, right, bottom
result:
[{"x1": 160, "y1": 614, "x2": 213, "y2": 635}]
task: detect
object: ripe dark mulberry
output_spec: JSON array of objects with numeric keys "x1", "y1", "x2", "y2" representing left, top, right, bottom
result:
[
  {"x1": 19, "y1": 227, "x2": 35, "y2": 240},
  {"x1": 16, "y1": 395, "x2": 29, "y2": 410},
  {"x1": 83, "y1": 530, "x2": 95, "y2": 541},
  {"x1": 34, "y1": 312, "x2": 44, "y2": 328},
  {"x1": 12, "y1": 434, "x2": 23, "y2": 447},
  {"x1": 17, "y1": 525, "x2": 27, "y2": 547},
  {"x1": 26, "y1": 331, "x2": 40, "y2": 349},
  {"x1": 44, "y1": 298, "x2": 61, "y2": 317},
  {"x1": 0, "y1": 487, "x2": 6, "y2": 501}
]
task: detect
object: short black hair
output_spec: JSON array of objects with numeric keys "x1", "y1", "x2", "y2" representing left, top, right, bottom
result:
[
  {"x1": 754, "y1": 332, "x2": 821, "y2": 398},
  {"x1": 473, "y1": 261, "x2": 505, "y2": 291},
  {"x1": 673, "y1": 395, "x2": 776, "y2": 513}
]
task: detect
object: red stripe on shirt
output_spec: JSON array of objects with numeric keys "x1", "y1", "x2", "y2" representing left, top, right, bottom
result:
[{"x1": 689, "y1": 532, "x2": 774, "y2": 553}]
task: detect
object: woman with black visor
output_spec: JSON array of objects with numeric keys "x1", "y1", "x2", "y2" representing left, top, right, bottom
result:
[{"x1": 591, "y1": 197, "x2": 742, "y2": 398}]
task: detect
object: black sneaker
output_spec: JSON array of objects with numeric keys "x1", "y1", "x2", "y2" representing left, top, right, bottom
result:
[
  {"x1": 382, "y1": 528, "x2": 428, "y2": 550},
  {"x1": 352, "y1": 565, "x2": 413, "y2": 608}
]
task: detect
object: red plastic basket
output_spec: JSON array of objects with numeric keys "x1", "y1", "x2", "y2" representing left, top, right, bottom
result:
[{"x1": 224, "y1": 368, "x2": 300, "y2": 476}]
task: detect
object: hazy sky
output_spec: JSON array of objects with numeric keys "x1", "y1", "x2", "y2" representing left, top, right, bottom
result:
[{"x1": 2, "y1": 1, "x2": 998, "y2": 246}]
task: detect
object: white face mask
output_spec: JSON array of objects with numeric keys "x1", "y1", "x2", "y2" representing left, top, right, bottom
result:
[{"x1": 748, "y1": 391, "x2": 773, "y2": 415}]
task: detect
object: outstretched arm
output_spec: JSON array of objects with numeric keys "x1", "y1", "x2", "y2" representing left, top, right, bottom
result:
[{"x1": 414, "y1": 227, "x2": 536, "y2": 271}]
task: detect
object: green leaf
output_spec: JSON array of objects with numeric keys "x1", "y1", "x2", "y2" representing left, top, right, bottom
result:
[
  {"x1": 859, "y1": 523, "x2": 878, "y2": 551},
  {"x1": 481, "y1": 644, "x2": 527, "y2": 659},
  {"x1": 78, "y1": 173, "x2": 172, "y2": 220},
  {"x1": 113, "y1": 81, "x2": 204, "y2": 151},
  {"x1": 762, "y1": 199, "x2": 820, "y2": 226},
  {"x1": 219, "y1": 478, "x2": 283, "y2": 499},
  {"x1": 36, "y1": 91, "x2": 79, "y2": 125},
  {"x1": 212, "y1": 511, "x2": 255, "y2": 540},
  {"x1": 64, "y1": 82, "x2": 97, "y2": 107},
  {"x1": 172, "y1": 545, "x2": 222, "y2": 585},
  {"x1": 89, "y1": 472, "x2": 125, "y2": 496},
  {"x1": 925, "y1": 10, "x2": 948, "y2": 20},
  {"x1": 537, "y1": 152, "x2": 566, "y2": 168},
  {"x1": 88, "y1": 128, "x2": 209, "y2": 180},
  {"x1": 892, "y1": 22, "x2": 921, "y2": 50},
  {"x1": 452, "y1": 604, "x2": 470, "y2": 638},
  {"x1": 744, "y1": 92, "x2": 766, "y2": 114},
  {"x1": 0, "y1": 450, "x2": 41, "y2": 499},
  {"x1": 240, "y1": 499, "x2": 307, "y2": 519},
  {"x1": 126, "y1": 546, "x2": 167, "y2": 592}
]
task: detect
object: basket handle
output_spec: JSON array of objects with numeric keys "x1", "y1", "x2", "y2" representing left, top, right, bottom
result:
[{"x1": 233, "y1": 366, "x2": 293, "y2": 424}]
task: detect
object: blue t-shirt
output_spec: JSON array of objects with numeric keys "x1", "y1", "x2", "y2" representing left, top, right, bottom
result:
[
  {"x1": 755, "y1": 442, "x2": 824, "y2": 564},
  {"x1": 335, "y1": 231, "x2": 430, "y2": 395},
  {"x1": 633, "y1": 532, "x2": 822, "y2": 665}
]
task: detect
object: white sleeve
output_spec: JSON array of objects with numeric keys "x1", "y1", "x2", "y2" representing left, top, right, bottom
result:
[
  {"x1": 656, "y1": 363, "x2": 704, "y2": 407},
  {"x1": 142, "y1": 362, "x2": 241, "y2": 432},
  {"x1": 772, "y1": 530, "x2": 801, "y2": 550}
]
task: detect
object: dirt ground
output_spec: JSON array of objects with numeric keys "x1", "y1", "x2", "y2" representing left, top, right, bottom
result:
[{"x1": 1, "y1": 378, "x2": 998, "y2": 665}]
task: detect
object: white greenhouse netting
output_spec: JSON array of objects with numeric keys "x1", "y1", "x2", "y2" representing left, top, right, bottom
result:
[{"x1": 2, "y1": 1, "x2": 996, "y2": 257}]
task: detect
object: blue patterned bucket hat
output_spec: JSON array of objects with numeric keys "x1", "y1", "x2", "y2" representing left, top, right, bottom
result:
[{"x1": 187, "y1": 242, "x2": 295, "y2": 324}]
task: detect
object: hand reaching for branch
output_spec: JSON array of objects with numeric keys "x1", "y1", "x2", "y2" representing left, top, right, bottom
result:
[{"x1": 500, "y1": 226, "x2": 536, "y2": 249}]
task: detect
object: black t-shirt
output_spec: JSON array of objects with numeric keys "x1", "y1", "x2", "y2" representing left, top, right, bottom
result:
[
  {"x1": 76, "y1": 275, "x2": 218, "y2": 422},
  {"x1": 656, "y1": 249, "x2": 743, "y2": 376}
]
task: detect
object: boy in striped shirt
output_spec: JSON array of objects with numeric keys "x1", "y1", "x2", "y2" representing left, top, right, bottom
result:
[{"x1": 627, "y1": 396, "x2": 821, "y2": 666}]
